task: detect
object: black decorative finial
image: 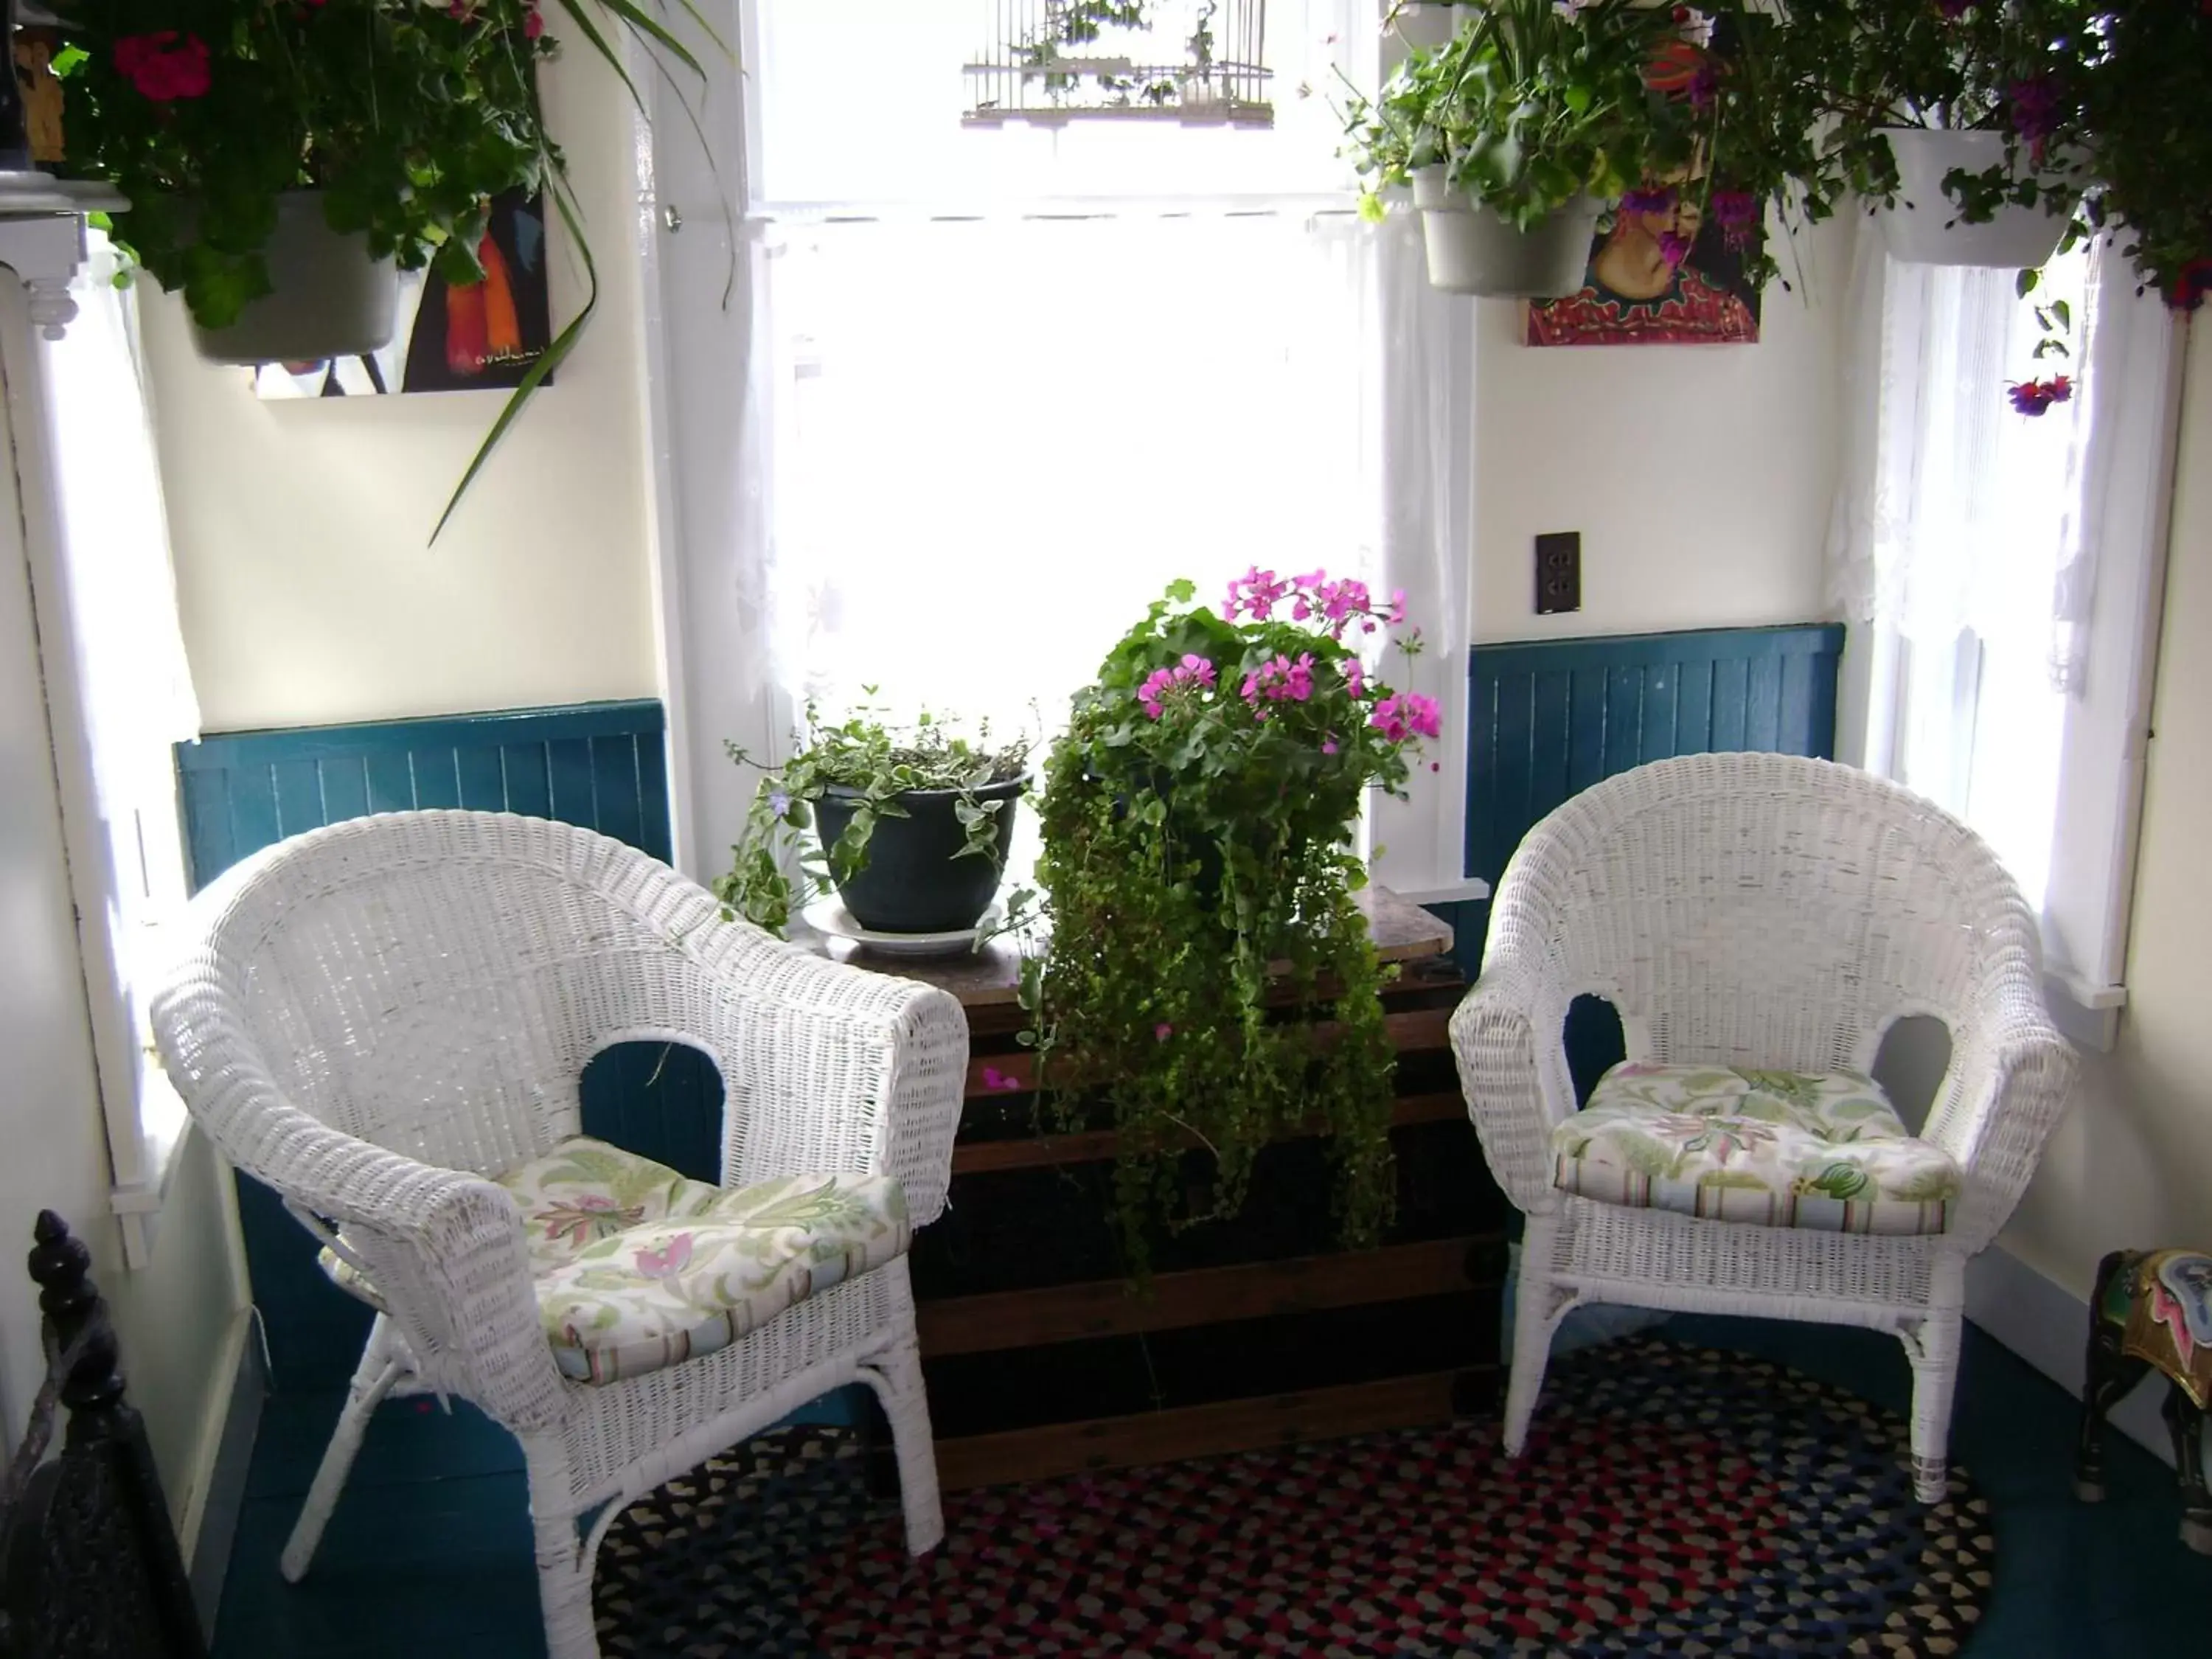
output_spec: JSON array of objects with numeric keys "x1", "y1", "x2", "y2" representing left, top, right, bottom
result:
[{"x1": 27, "y1": 1209, "x2": 126, "y2": 1420}]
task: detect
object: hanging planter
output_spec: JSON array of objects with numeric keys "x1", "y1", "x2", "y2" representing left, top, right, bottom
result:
[
  {"x1": 1877, "y1": 129, "x2": 2072, "y2": 269},
  {"x1": 186, "y1": 191, "x2": 397, "y2": 366},
  {"x1": 1412, "y1": 168, "x2": 1600, "y2": 298}
]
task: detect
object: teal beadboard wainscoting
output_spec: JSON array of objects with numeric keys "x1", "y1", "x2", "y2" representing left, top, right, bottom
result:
[
  {"x1": 177, "y1": 700, "x2": 720, "y2": 1389},
  {"x1": 1443, "y1": 623, "x2": 1846, "y2": 1100}
]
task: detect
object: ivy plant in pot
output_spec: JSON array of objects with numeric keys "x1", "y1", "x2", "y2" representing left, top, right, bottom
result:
[
  {"x1": 1800, "y1": 0, "x2": 2090, "y2": 270},
  {"x1": 715, "y1": 706, "x2": 1032, "y2": 939},
  {"x1": 1341, "y1": 0, "x2": 1702, "y2": 296},
  {"x1": 51, "y1": 0, "x2": 716, "y2": 535},
  {"x1": 1020, "y1": 571, "x2": 1443, "y2": 1278}
]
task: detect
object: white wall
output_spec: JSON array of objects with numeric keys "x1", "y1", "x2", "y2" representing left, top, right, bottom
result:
[
  {"x1": 2002, "y1": 319, "x2": 2212, "y2": 1298},
  {"x1": 1473, "y1": 218, "x2": 1848, "y2": 641},
  {"x1": 142, "y1": 45, "x2": 661, "y2": 734}
]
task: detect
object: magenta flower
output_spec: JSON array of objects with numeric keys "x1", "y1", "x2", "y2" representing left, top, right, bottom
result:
[
  {"x1": 1621, "y1": 186, "x2": 1677, "y2": 216},
  {"x1": 1936, "y1": 0, "x2": 1972, "y2": 15},
  {"x1": 2007, "y1": 375, "x2": 2073, "y2": 417},
  {"x1": 114, "y1": 32, "x2": 212, "y2": 100},
  {"x1": 981, "y1": 1065, "x2": 1023, "y2": 1091},
  {"x1": 2006, "y1": 77, "x2": 2062, "y2": 145},
  {"x1": 1322, "y1": 737, "x2": 1339, "y2": 755},
  {"x1": 524, "y1": 1, "x2": 545, "y2": 36},
  {"x1": 1388, "y1": 588, "x2": 1407, "y2": 625},
  {"x1": 1137, "y1": 654, "x2": 1216, "y2": 719},
  {"x1": 1368, "y1": 690, "x2": 1444, "y2": 744},
  {"x1": 2171, "y1": 258, "x2": 2212, "y2": 313},
  {"x1": 1343, "y1": 658, "x2": 1366, "y2": 698},
  {"x1": 1658, "y1": 230, "x2": 1693, "y2": 268},
  {"x1": 1223, "y1": 565, "x2": 1290, "y2": 622},
  {"x1": 1154, "y1": 1023, "x2": 1173, "y2": 1041},
  {"x1": 1688, "y1": 62, "x2": 1718, "y2": 111}
]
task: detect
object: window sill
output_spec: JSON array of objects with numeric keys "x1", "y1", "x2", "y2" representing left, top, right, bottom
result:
[
  {"x1": 108, "y1": 1065, "x2": 193, "y2": 1270},
  {"x1": 2045, "y1": 968, "x2": 2125, "y2": 1054}
]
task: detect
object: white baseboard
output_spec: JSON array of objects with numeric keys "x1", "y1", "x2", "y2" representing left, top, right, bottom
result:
[
  {"x1": 1966, "y1": 1242, "x2": 2185, "y2": 1472},
  {"x1": 181, "y1": 1308, "x2": 264, "y2": 1642}
]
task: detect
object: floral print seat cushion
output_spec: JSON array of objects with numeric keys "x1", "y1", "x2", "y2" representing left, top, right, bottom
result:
[
  {"x1": 1551, "y1": 1063, "x2": 1962, "y2": 1237},
  {"x1": 318, "y1": 1135, "x2": 911, "y2": 1385}
]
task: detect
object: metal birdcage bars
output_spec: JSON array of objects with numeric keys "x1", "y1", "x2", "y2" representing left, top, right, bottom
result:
[{"x1": 964, "y1": 1, "x2": 1273, "y2": 127}]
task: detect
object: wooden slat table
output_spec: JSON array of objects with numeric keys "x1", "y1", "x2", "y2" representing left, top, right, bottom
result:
[{"x1": 827, "y1": 887, "x2": 1506, "y2": 1489}]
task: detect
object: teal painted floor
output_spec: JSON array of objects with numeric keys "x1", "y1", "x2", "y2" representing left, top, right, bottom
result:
[{"x1": 212, "y1": 1316, "x2": 2212, "y2": 1658}]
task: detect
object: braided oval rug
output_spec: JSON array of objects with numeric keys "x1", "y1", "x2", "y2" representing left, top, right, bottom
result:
[{"x1": 595, "y1": 1337, "x2": 1992, "y2": 1658}]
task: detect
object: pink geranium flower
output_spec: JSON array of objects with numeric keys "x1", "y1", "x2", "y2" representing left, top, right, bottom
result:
[
  {"x1": 114, "y1": 32, "x2": 212, "y2": 101},
  {"x1": 981, "y1": 1065, "x2": 1023, "y2": 1091}
]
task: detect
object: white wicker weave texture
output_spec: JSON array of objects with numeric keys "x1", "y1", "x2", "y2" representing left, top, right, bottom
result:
[
  {"x1": 1449, "y1": 754, "x2": 2079, "y2": 1503},
  {"x1": 150, "y1": 810, "x2": 968, "y2": 1659}
]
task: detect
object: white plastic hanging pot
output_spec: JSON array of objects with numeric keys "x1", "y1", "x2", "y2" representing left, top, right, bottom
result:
[
  {"x1": 1413, "y1": 168, "x2": 1600, "y2": 298},
  {"x1": 1877, "y1": 129, "x2": 2072, "y2": 270},
  {"x1": 188, "y1": 189, "x2": 399, "y2": 366}
]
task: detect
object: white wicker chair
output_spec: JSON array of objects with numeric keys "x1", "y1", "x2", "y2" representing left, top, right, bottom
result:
[
  {"x1": 150, "y1": 811, "x2": 967, "y2": 1659},
  {"x1": 1450, "y1": 753, "x2": 2078, "y2": 1502}
]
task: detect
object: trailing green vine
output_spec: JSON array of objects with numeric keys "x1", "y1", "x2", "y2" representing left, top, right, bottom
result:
[{"x1": 1015, "y1": 573, "x2": 1443, "y2": 1278}]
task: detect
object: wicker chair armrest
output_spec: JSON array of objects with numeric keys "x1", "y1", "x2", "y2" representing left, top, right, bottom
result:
[
  {"x1": 1927, "y1": 951, "x2": 2080, "y2": 1251},
  {"x1": 1450, "y1": 951, "x2": 1577, "y2": 1217},
  {"x1": 682, "y1": 909, "x2": 970, "y2": 1226},
  {"x1": 154, "y1": 1035, "x2": 564, "y2": 1427}
]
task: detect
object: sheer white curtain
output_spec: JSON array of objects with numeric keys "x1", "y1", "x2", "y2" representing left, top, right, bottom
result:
[
  {"x1": 29, "y1": 232, "x2": 202, "y2": 1201},
  {"x1": 1826, "y1": 228, "x2": 2179, "y2": 1003},
  {"x1": 707, "y1": 0, "x2": 1477, "y2": 895}
]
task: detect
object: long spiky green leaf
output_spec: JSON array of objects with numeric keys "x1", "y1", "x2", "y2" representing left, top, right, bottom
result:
[{"x1": 430, "y1": 169, "x2": 597, "y2": 545}]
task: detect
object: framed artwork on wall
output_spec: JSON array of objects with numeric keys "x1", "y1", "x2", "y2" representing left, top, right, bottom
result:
[
  {"x1": 253, "y1": 189, "x2": 554, "y2": 398},
  {"x1": 1525, "y1": 195, "x2": 1764, "y2": 347}
]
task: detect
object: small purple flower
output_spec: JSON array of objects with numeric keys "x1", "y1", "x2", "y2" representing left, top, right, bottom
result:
[
  {"x1": 1935, "y1": 0, "x2": 1972, "y2": 16},
  {"x1": 1688, "y1": 62, "x2": 1719, "y2": 111},
  {"x1": 1621, "y1": 186, "x2": 1677, "y2": 216},
  {"x1": 768, "y1": 788, "x2": 793, "y2": 818},
  {"x1": 1658, "y1": 230, "x2": 1693, "y2": 268}
]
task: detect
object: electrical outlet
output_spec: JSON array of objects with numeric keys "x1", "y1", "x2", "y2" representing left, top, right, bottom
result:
[{"x1": 1535, "y1": 531, "x2": 1581, "y2": 615}]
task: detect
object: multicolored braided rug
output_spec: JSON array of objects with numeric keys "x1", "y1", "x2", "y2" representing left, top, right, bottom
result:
[{"x1": 596, "y1": 1337, "x2": 1992, "y2": 1657}]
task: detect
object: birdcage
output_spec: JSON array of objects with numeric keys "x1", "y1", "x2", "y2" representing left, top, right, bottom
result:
[{"x1": 964, "y1": 1, "x2": 1273, "y2": 127}]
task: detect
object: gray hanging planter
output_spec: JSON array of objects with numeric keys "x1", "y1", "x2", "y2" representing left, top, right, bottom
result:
[
  {"x1": 1877, "y1": 130, "x2": 2073, "y2": 270},
  {"x1": 1412, "y1": 167, "x2": 1601, "y2": 298},
  {"x1": 189, "y1": 190, "x2": 399, "y2": 366}
]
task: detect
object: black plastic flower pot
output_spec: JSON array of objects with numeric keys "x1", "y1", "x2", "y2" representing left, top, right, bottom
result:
[{"x1": 815, "y1": 776, "x2": 1026, "y2": 933}]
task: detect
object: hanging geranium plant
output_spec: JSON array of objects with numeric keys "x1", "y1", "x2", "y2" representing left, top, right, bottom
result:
[{"x1": 1019, "y1": 571, "x2": 1443, "y2": 1277}]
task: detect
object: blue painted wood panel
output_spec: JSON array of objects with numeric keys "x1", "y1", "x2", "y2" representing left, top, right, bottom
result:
[
  {"x1": 1463, "y1": 624, "x2": 1844, "y2": 891},
  {"x1": 1455, "y1": 624, "x2": 1844, "y2": 1103},
  {"x1": 175, "y1": 700, "x2": 700, "y2": 1389}
]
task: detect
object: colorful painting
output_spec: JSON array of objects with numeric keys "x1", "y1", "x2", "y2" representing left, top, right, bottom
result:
[
  {"x1": 254, "y1": 189, "x2": 553, "y2": 398},
  {"x1": 1525, "y1": 191, "x2": 1763, "y2": 347}
]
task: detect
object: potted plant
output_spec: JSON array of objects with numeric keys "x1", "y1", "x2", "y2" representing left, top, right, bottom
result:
[
  {"x1": 48, "y1": 0, "x2": 718, "y2": 533},
  {"x1": 2070, "y1": 0, "x2": 2212, "y2": 312},
  {"x1": 1800, "y1": 0, "x2": 2088, "y2": 269},
  {"x1": 1342, "y1": 0, "x2": 1702, "y2": 296},
  {"x1": 1020, "y1": 571, "x2": 1444, "y2": 1275},
  {"x1": 715, "y1": 705, "x2": 1032, "y2": 938}
]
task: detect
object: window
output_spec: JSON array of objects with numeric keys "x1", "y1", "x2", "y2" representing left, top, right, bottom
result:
[
  {"x1": 660, "y1": 0, "x2": 1478, "y2": 898},
  {"x1": 17, "y1": 232, "x2": 203, "y2": 1263},
  {"x1": 1837, "y1": 239, "x2": 2184, "y2": 1048}
]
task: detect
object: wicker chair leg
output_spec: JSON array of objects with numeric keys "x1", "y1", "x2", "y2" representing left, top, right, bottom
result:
[
  {"x1": 1503, "y1": 1220, "x2": 1571, "y2": 1458},
  {"x1": 858, "y1": 1332, "x2": 945, "y2": 1556},
  {"x1": 525, "y1": 1441, "x2": 602, "y2": 1659},
  {"x1": 1902, "y1": 1308, "x2": 1964, "y2": 1503},
  {"x1": 280, "y1": 1318, "x2": 404, "y2": 1582}
]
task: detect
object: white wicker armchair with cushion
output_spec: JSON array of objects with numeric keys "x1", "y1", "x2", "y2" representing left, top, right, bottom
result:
[
  {"x1": 150, "y1": 811, "x2": 967, "y2": 1659},
  {"x1": 1450, "y1": 753, "x2": 2078, "y2": 1502}
]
